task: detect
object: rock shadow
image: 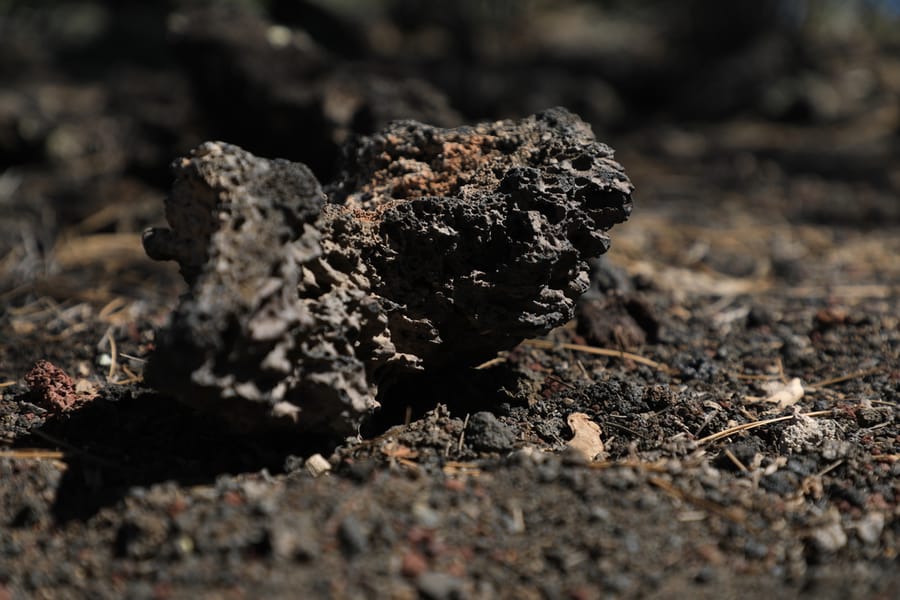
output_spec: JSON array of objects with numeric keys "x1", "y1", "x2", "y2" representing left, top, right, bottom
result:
[{"x1": 14, "y1": 386, "x2": 337, "y2": 522}]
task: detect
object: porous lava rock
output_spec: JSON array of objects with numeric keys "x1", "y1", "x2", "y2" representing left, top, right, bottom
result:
[{"x1": 143, "y1": 108, "x2": 633, "y2": 435}]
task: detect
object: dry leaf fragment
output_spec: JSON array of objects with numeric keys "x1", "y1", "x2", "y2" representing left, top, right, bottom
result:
[
  {"x1": 74, "y1": 378, "x2": 96, "y2": 396},
  {"x1": 381, "y1": 442, "x2": 418, "y2": 460},
  {"x1": 745, "y1": 377, "x2": 805, "y2": 412},
  {"x1": 566, "y1": 412, "x2": 604, "y2": 461}
]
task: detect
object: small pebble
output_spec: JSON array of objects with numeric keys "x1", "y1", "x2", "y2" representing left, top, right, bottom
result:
[
  {"x1": 416, "y1": 571, "x2": 466, "y2": 600},
  {"x1": 304, "y1": 453, "x2": 331, "y2": 477},
  {"x1": 401, "y1": 551, "x2": 428, "y2": 578},
  {"x1": 338, "y1": 516, "x2": 368, "y2": 556},
  {"x1": 466, "y1": 412, "x2": 516, "y2": 453},
  {"x1": 809, "y1": 521, "x2": 847, "y2": 553},
  {"x1": 412, "y1": 502, "x2": 442, "y2": 528},
  {"x1": 854, "y1": 512, "x2": 884, "y2": 545}
]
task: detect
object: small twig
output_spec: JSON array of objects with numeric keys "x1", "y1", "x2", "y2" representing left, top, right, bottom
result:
[
  {"x1": 734, "y1": 373, "x2": 779, "y2": 381},
  {"x1": 0, "y1": 449, "x2": 65, "y2": 460},
  {"x1": 99, "y1": 327, "x2": 119, "y2": 382},
  {"x1": 870, "y1": 399, "x2": 897, "y2": 407},
  {"x1": 523, "y1": 339, "x2": 671, "y2": 373},
  {"x1": 46, "y1": 322, "x2": 91, "y2": 342},
  {"x1": 107, "y1": 331, "x2": 118, "y2": 382},
  {"x1": 648, "y1": 475, "x2": 748, "y2": 526},
  {"x1": 723, "y1": 448, "x2": 749, "y2": 472},
  {"x1": 603, "y1": 420, "x2": 649, "y2": 440},
  {"x1": 113, "y1": 364, "x2": 143, "y2": 386},
  {"x1": 546, "y1": 374, "x2": 577, "y2": 390},
  {"x1": 98, "y1": 296, "x2": 128, "y2": 321},
  {"x1": 458, "y1": 413, "x2": 471, "y2": 454},
  {"x1": 442, "y1": 461, "x2": 482, "y2": 476},
  {"x1": 776, "y1": 357, "x2": 787, "y2": 384},
  {"x1": 809, "y1": 367, "x2": 882, "y2": 390},
  {"x1": 0, "y1": 282, "x2": 33, "y2": 303},
  {"x1": 815, "y1": 460, "x2": 844, "y2": 478},
  {"x1": 474, "y1": 355, "x2": 507, "y2": 370},
  {"x1": 861, "y1": 420, "x2": 893, "y2": 432},
  {"x1": 586, "y1": 459, "x2": 669, "y2": 472},
  {"x1": 118, "y1": 353, "x2": 147, "y2": 364},
  {"x1": 0, "y1": 381, "x2": 16, "y2": 388},
  {"x1": 575, "y1": 360, "x2": 591, "y2": 381},
  {"x1": 873, "y1": 454, "x2": 900, "y2": 463},
  {"x1": 696, "y1": 410, "x2": 834, "y2": 445},
  {"x1": 693, "y1": 405, "x2": 722, "y2": 438}
]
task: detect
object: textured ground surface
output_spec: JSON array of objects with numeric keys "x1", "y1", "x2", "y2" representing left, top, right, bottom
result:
[{"x1": 1, "y1": 2, "x2": 899, "y2": 598}]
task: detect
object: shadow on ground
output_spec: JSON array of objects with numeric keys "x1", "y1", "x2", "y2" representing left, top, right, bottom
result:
[
  {"x1": 13, "y1": 366, "x2": 521, "y2": 522},
  {"x1": 13, "y1": 388, "x2": 338, "y2": 522}
]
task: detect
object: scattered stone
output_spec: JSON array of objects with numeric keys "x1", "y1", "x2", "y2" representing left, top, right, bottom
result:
[
  {"x1": 742, "y1": 539, "x2": 770, "y2": 560},
  {"x1": 465, "y1": 412, "x2": 517, "y2": 453},
  {"x1": 412, "y1": 501, "x2": 442, "y2": 528},
  {"x1": 269, "y1": 515, "x2": 319, "y2": 561},
  {"x1": 853, "y1": 512, "x2": 885, "y2": 545},
  {"x1": 338, "y1": 515, "x2": 369, "y2": 557},
  {"x1": 114, "y1": 512, "x2": 169, "y2": 560},
  {"x1": 746, "y1": 304, "x2": 777, "y2": 328},
  {"x1": 778, "y1": 414, "x2": 842, "y2": 454},
  {"x1": 576, "y1": 293, "x2": 649, "y2": 350},
  {"x1": 813, "y1": 306, "x2": 849, "y2": 329},
  {"x1": 855, "y1": 405, "x2": 893, "y2": 428},
  {"x1": 283, "y1": 455, "x2": 305, "y2": 474},
  {"x1": 821, "y1": 438, "x2": 852, "y2": 460},
  {"x1": 401, "y1": 550, "x2": 429, "y2": 578},
  {"x1": 761, "y1": 469, "x2": 801, "y2": 495},
  {"x1": 23, "y1": 360, "x2": 87, "y2": 414},
  {"x1": 586, "y1": 257, "x2": 633, "y2": 294},
  {"x1": 304, "y1": 454, "x2": 332, "y2": 477},
  {"x1": 416, "y1": 571, "x2": 467, "y2": 600},
  {"x1": 603, "y1": 573, "x2": 633, "y2": 594},
  {"x1": 808, "y1": 520, "x2": 847, "y2": 553}
]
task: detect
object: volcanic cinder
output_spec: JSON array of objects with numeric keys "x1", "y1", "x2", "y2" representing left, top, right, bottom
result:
[{"x1": 143, "y1": 108, "x2": 633, "y2": 435}]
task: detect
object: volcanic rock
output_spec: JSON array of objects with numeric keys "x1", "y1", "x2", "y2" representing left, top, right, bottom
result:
[{"x1": 143, "y1": 108, "x2": 633, "y2": 434}]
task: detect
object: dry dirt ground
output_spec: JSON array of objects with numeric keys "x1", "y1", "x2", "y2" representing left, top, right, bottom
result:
[{"x1": 1, "y1": 3, "x2": 899, "y2": 598}]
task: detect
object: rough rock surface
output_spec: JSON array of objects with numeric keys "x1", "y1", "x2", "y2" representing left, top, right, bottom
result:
[{"x1": 143, "y1": 108, "x2": 633, "y2": 434}]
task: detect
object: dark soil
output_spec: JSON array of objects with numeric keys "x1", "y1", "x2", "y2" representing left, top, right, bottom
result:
[{"x1": 1, "y1": 2, "x2": 898, "y2": 598}]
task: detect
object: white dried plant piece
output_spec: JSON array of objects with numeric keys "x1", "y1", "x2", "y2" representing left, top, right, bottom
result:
[
  {"x1": 745, "y1": 377, "x2": 805, "y2": 413},
  {"x1": 304, "y1": 453, "x2": 332, "y2": 477},
  {"x1": 566, "y1": 412, "x2": 605, "y2": 461}
]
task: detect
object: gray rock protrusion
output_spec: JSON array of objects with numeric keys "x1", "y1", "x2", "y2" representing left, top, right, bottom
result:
[{"x1": 144, "y1": 108, "x2": 633, "y2": 434}]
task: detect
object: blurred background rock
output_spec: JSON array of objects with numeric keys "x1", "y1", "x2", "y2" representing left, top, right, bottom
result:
[{"x1": 1, "y1": 0, "x2": 898, "y2": 300}]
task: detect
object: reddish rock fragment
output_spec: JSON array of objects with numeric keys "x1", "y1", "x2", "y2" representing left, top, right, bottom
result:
[
  {"x1": 401, "y1": 550, "x2": 430, "y2": 578},
  {"x1": 23, "y1": 360, "x2": 80, "y2": 413}
]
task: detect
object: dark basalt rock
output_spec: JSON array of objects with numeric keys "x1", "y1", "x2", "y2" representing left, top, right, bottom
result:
[{"x1": 143, "y1": 108, "x2": 633, "y2": 435}]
